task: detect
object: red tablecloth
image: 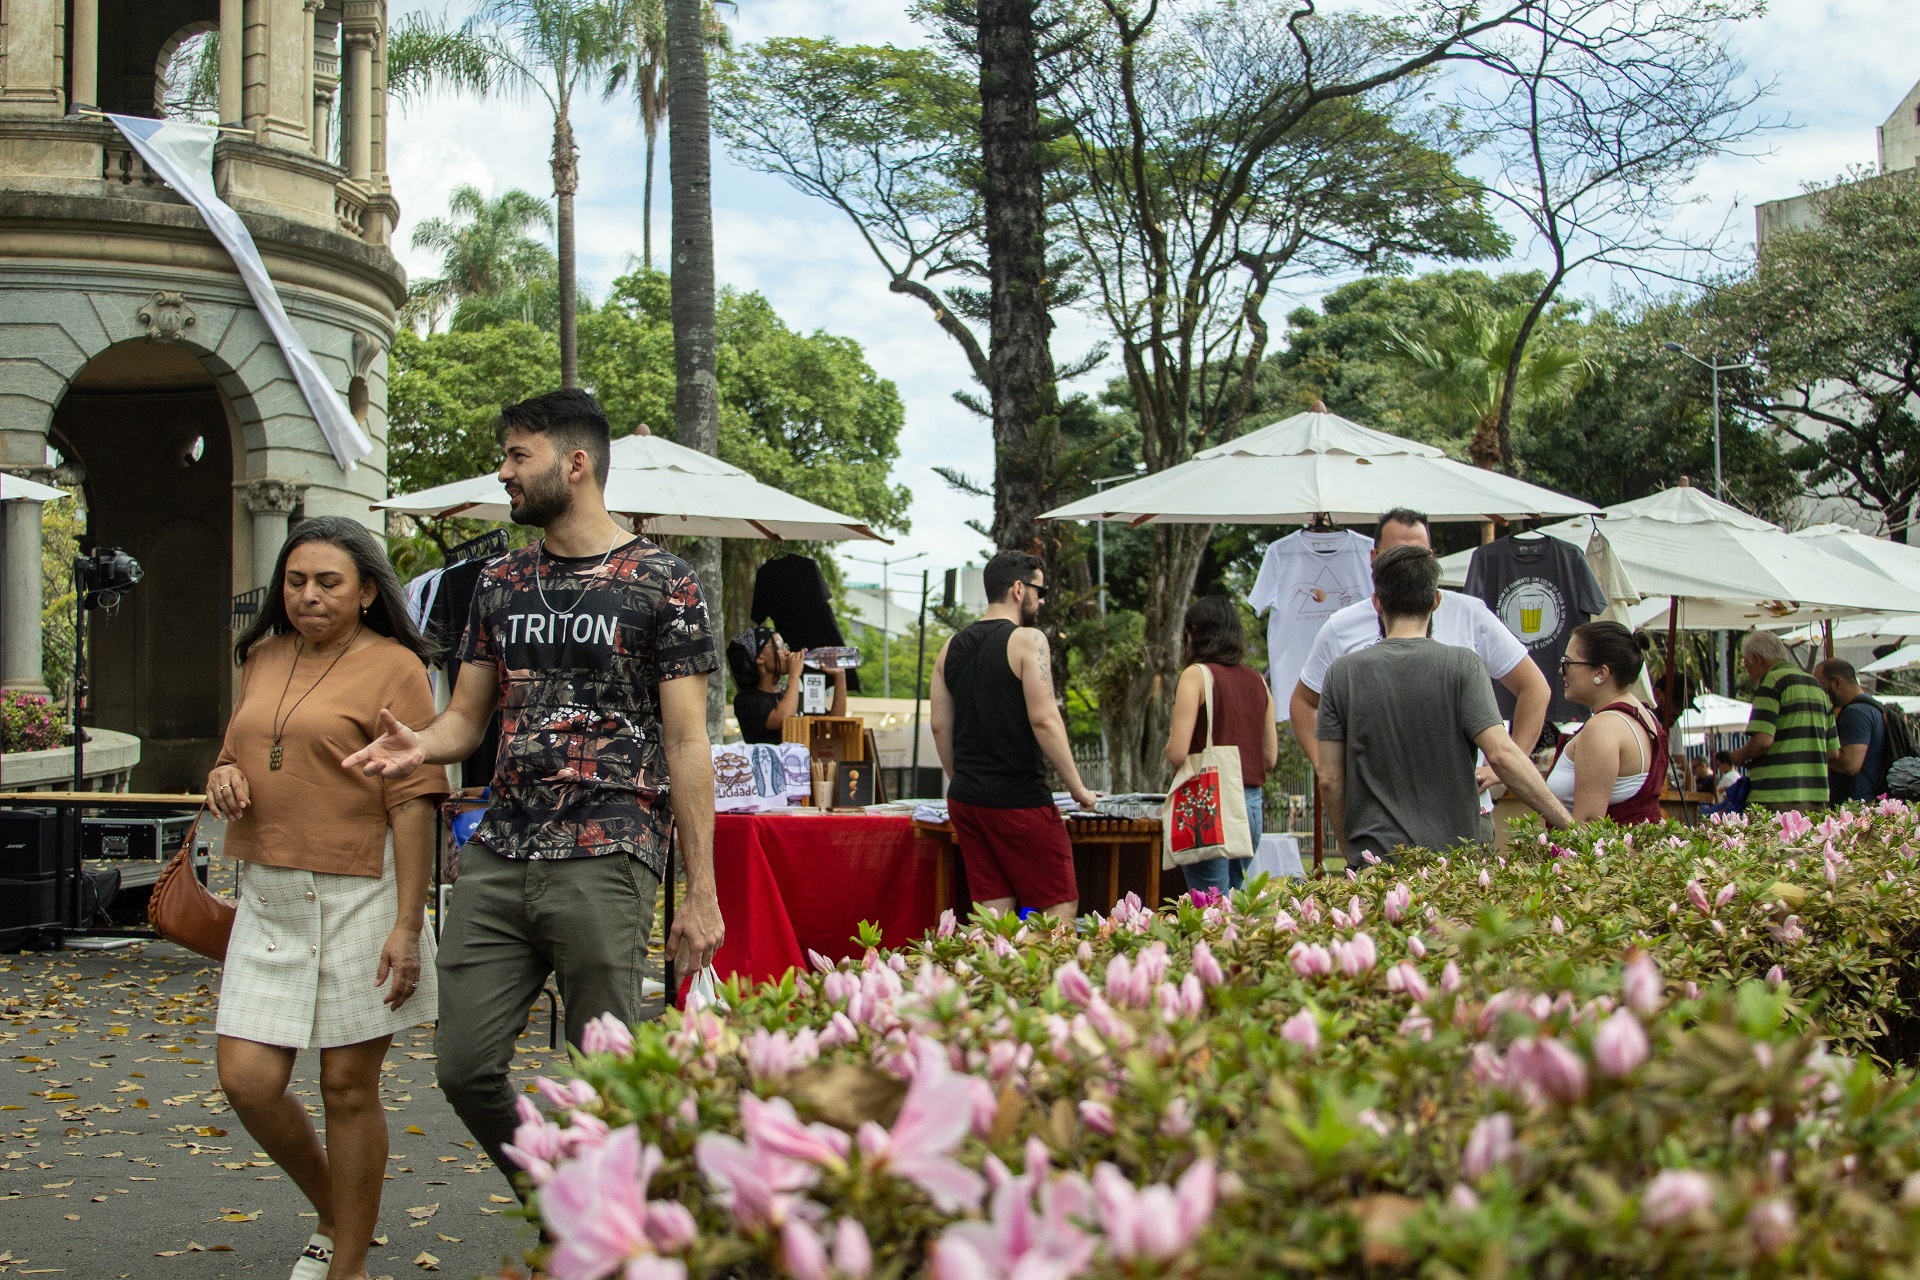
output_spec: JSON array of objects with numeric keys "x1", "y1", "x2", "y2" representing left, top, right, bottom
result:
[{"x1": 704, "y1": 813, "x2": 937, "y2": 992}]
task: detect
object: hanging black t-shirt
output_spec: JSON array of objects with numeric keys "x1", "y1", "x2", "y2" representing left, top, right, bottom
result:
[
  {"x1": 429, "y1": 556, "x2": 504, "y2": 788},
  {"x1": 734, "y1": 688, "x2": 784, "y2": 744},
  {"x1": 1464, "y1": 534, "x2": 1608, "y2": 725},
  {"x1": 751, "y1": 554, "x2": 861, "y2": 692}
]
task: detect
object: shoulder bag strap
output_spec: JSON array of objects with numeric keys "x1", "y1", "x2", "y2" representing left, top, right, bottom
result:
[{"x1": 1199, "y1": 663, "x2": 1218, "y2": 751}]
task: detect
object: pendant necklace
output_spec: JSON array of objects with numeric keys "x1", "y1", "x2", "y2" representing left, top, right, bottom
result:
[
  {"x1": 534, "y1": 532, "x2": 622, "y2": 618},
  {"x1": 268, "y1": 623, "x2": 362, "y2": 770}
]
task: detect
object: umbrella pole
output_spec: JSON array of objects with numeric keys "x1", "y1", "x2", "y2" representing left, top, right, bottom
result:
[
  {"x1": 1822, "y1": 619, "x2": 1834, "y2": 661},
  {"x1": 1312, "y1": 775, "x2": 1324, "y2": 876},
  {"x1": 1662, "y1": 597, "x2": 1681, "y2": 727}
]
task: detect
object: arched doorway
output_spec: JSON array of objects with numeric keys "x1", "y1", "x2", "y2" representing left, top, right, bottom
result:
[{"x1": 51, "y1": 340, "x2": 238, "y2": 791}]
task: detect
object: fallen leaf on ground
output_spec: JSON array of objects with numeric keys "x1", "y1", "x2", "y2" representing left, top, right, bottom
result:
[
  {"x1": 487, "y1": 1194, "x2": 514, "y2": 1204},
  {"x1": 413, "y1": 1250, "x2": 439, "y2": 1270},
  {"x1": 406, "y1": 1204, "x2": 437, "y2": 1220},
  {"x1": 404, "y1": 1125, "x2": 425, "y2": 1135}
]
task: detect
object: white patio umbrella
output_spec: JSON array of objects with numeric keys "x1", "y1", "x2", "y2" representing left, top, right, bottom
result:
[
  {"x1": 1040, "y1": 404, "x2": 1599, "y2": 525},
  {"x1": 1676, "y1": 693, "x2": 1753, "y2": 733},
  {"x1": 1864, "y1": 645, "x2": 1920, "y2": 675},
  {"x1": 1440, "y1": 485, "x2": 1920, "y2": 627},
  {"x1": 1, "y1": 473, "x2": 68, "y2": 503},
  {"x1": 375, "y1": 431, "x2": 888, "y2": 542}
]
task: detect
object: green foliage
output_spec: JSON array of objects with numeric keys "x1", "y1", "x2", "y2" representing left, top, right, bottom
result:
[
  {"x1": 406, "y1": 184, "x2": 559, "y2": 334},
  {"x1": 387, "y1": 271, "x2": 909, "y2": 570},
  {"x1": 1, "y1": 688, "x2": 69, "y2": 753},
  {"x1": 1699, "y1": 170, "x2": 1920, "y2": 536},
  {"x1": 530, "y1": 800, "x2": 1920, "y2": 1277},
  {"x1": 39, "y1": 499, "x2": 78, "y2": 701}
]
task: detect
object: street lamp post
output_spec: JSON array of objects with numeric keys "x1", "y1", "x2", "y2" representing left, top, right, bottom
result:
[
  {"x1": 1664, "y1": 343, "x2": 1752, "y2": 500},
  {"x1": 845, "y1": 550, "x2": 927, "y2": 698}
]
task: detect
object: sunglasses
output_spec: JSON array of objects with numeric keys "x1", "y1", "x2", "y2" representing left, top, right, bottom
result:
[{"x1": 1023, "y1": 579, "x2": 1051, "y2": 599}]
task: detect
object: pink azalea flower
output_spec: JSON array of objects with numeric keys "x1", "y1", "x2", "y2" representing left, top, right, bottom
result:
[
  {"x1": 1383, "y1": 884, "x2": 1411, "y2": 923},
  {"x1": 543, "y1": 1127, "x2": 693, "y2": 1280},
  {"x1": 1507, "y1": 1036, "x2": 1589, "y2": 1104},
  {"x1": 1053, "y1": 961, "x2": 1094, "y2": 1007},
  {"x1": 1272, "y1": 908, "x2": 1298, "y2": 932},
  {"x1": 831, "y1": 1219, "x2": 873, "y2": 1280},
  {"x1": 580, "y1": 1012, "x2": 634, "y2": 1057},
  {"x1": 1777, "y1": 810, "x2": 1812, "y2": 843},
  {"x1": 1159, "y1": 1096, "x2": 1193, "y2": 1137},
  {"x1": 818, "y1": 1011, "x2": 860, "y2": 1049},
  {"x1": 1191, "y1": 941, "x2": 1225, "y2": 988},
  {"x1": 1077, "y1": 1099, "x2": 1116, "y2": 1136},
  {"x1": 1479, "y1": 867, "x2": 1492, "y2": 890},
  {"x1": 937, "y1": 909, "x2": 958, "y2": 938},
  {"x1": 1386, "y1": 962, "x2": 1430, "y2": 1003},
  {"x1": 1766, "y1": 964, "x2": 1786, "y2": 987},
  {"x1": 1773, "y1": 915, "x2": 1804, "y2": 944},
  {"x1": 1622, "y1": 953, "x2": 1661, "y2": 1015},
  {"x1": 1550, "y1": 915, "x2": 1565, "y2": 936},
  {"x1": 931, "y1": 1159, "x2": 1097, "y2": 1280},
  {"x1": 1592, "y1": 1009, "x2": 1650, "y2": 1078},
  {"x1": 1407, "y1": 934, "x2": 1427, "y2": 959},
  {"x1": 1746, "y1": 1199, "x2": 1795, "y2": 1257},
  {"x1": 537, "y1": 1076, "x2": 600, "y2": 1111},
  {"x1": 1289, "y1": 942, "x2": 1334, "y2": 978},
  {"x1": 1461, "y1": 1112, "x2": 1518, "y2": 1180},
  {"x1": 1714, "y1": 882, "x2": 1737, "y2": 909},
  {"x1": 696, "y1": 1129, "x2": 819, "y2": 1232},
  {"x1": 855, "y1": 1041, "x2": 986, "y2": 1212},
  {"x1": 740, "y1": 1094, "x2": 850, "y2": 1170},
  {"x1": 1092, "y1": 1160, "x2": 1214, "y2": 1263},
  {"x1": 1685, "y1": 880, "x2": 1713, "y2": 915},
  {"x1": 1336, "y1": 932, "x2": 1377, "y2": 976},
  {"x1": 1361, "y1": 849, "x2": 1382, "y2": 865},
  {"x1": 809, "y1": 950, "x2": 836, "y2": 974},
  {"x1": 1280, "y1": 1009, "x2": 1320, "y2": 1050},
  {"x1": 1440, "y1": 960, "x2": 1461, "y2": 994},
  {"x1": 1641, "y1": 1169, "x2": 1713, "y2": 1227}
]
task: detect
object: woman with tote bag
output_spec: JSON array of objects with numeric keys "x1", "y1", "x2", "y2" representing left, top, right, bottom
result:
[{"x1": 1163, "y1": 596, "x2": 1280, "y2": 893}]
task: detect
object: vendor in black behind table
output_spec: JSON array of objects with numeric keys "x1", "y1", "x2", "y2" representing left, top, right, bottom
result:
[
  {"x1": 728, "y1": 625, "x2": 848, "y2": 745},
  {"x1": 341, "y1": 388, "x2": 724, "y2": 1195},
  {"x1": 931, "y1": 551, "x2": 1099, "y2": 923}
]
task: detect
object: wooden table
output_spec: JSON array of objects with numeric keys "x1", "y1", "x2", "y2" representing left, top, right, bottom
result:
[{"x1": 912, "y1": 815, "x2": 1174, "y2": 919}]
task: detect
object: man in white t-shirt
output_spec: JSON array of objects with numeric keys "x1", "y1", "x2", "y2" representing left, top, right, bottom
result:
[{"x1": 1288, "y1": 509, "x2": 1552, "y2": 791}]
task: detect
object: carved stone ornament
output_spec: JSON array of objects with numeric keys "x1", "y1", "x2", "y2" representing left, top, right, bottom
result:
[
  {"x1": 235, "y1": 478, "x2": 309, "y2": 516},
  {"x1": 138, "y1": 291, "x2": 197, "y2": 343}
]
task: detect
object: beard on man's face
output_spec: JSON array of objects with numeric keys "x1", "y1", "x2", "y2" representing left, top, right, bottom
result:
[
  {"x1": 507, "y1": 455, "x2": 573, "y2": 527},
  {"x1": 1020, "y1": 590, "x2": 1042, "y2": 626}
]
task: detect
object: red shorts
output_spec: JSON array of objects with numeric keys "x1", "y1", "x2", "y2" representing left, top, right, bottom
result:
[{"x1": 947, "y1": 798, "x2": 1077, "y2": 910}]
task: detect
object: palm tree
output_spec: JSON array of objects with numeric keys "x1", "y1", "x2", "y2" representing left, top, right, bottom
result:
[
  {"x1": 1383, "y1": 297, "x2": 1591, "y2": 471},
  {"x1": 389, "y1": 1, "x2": 626, "y2": 388},
  {"x1": 405, "y1": 185, "x2": 557, "y2": 332},
  {"x1": 665, "y1": 0, "x2": 723, "y2": 734},
  {"x1": 603, "y1": 0, "x2": 729, "y2": 271}
]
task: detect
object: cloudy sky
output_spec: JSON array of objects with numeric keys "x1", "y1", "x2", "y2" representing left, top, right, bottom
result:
[{"x1": 385, "y1": 1, "x2": 1920, "y2": 598}]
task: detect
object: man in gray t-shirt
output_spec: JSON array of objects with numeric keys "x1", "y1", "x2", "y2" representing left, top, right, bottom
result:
[{"x1": 1317, "y1": 545, "x2": 1572, "y2": 861}]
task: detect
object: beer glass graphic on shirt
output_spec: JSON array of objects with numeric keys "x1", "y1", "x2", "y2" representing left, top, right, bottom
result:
[{"x1": 1496, "y1": 580, "x2": 1562, "y2": 647}]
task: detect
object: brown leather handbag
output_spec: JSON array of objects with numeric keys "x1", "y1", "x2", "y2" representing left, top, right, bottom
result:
[{"x1": 148, "y1": 804, "x2": 235, "y2": 961}]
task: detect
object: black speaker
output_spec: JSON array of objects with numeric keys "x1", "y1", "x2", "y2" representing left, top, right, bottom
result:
[
  {"x1": 0, "y1": 873, "x2": 60, "y2": 950},
  {"x1": 0, "y1": 809, "x2": 65, "y2": 879}
]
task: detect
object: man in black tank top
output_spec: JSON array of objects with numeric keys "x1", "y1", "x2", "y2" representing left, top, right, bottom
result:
[{"x1": 931, "y1": 551, "x2": 1099, "y2": 921}]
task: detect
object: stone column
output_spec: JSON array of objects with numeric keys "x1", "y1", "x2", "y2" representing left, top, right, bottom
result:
[
  {"x1": 303, "y1": 0, "x2": 321, "y2": 153},
  {"x1": 70, "y1": 0, "x2": 98, "y2": 108},
  {"x1": 0, "y1": 0, "x2": 65, "y2": 118},
  {"x1": 236, "y1": 479, "x2": 307, "y2": 591},
  {"x1": 345, "y1": 33, "x2": 373, "y2": 182},
  {"x1": 1, "y1": 497, "x2": 48, "y2": 695},
  {"x1": 219, "y1": 0, "x2": 244, "y2": 124}
]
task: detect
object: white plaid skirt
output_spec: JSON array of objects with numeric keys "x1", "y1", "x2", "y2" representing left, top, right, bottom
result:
[{"x1": 217, "y1": 842, "x2": 438, "y2": 1049}]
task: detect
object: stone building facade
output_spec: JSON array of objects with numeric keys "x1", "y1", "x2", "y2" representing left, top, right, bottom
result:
[{"x1": 0, "y1": 0, "x2": 405, "y2": 789}]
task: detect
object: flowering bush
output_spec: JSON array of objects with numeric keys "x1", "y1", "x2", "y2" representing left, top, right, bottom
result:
[
  {"x1": 515, "y1": 802, "x2": 1920, "y2": 1277},
  {"x1": 0, "y1": 688, "x2": 69, "y2": 753}
]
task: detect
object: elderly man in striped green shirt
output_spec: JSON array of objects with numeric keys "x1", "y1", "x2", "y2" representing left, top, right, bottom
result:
[{"x1": 1730, "y1": 631, "x2": 1837, "y2": 810}]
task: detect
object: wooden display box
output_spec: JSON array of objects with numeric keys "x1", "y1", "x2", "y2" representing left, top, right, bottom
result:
[{"x1": 782, "y1": 715, "x2": 866, "y2": 763}]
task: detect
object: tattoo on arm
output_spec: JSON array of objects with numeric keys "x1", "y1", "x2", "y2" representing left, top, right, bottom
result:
[{"x1": 1031, "y1": 633, "x2": 1051, "y2": 682}]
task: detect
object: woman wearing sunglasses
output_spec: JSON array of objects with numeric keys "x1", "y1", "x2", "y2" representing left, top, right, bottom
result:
[{"x1": 1543, "y1": 620, "x2": 1669, "y2": 824}]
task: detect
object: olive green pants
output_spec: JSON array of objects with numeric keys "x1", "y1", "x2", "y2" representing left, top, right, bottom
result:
[{"x1": 433, "y1": 842, "x2": 658, "y2": 1192}]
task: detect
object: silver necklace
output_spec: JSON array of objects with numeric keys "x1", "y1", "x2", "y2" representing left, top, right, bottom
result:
[{"x1": 534, "y1": 533, "x2": 622, "y2": 618}]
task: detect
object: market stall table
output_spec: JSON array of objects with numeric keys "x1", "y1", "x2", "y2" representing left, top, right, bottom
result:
[
  {"x1": 911, "y1": 814, "x2": 1175, "y2": 918},
  {"x1": 704, "y1": 811, "x2": 938, "y2": 991}
]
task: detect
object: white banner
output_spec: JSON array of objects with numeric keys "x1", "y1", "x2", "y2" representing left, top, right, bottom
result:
[{"x1": 108, "y1": 114, "x2": 374, "y2": 473}]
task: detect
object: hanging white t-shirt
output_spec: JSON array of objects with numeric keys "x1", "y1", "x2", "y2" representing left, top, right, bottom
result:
[
  {"x1": 1296, "y1": 590, "x2": 1529, "y2": 696},
  {"x1": 1247, "y1": 529, "x2": 1375, "y2": 709}
]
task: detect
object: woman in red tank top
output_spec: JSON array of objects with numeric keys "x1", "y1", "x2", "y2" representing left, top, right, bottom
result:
[
  {"x1": 1549, "y1": 621, "x2": 1670, "y2": 824},
  {"x1": 1163, "y1": 596, "x2": 1281, "y2": 891}
]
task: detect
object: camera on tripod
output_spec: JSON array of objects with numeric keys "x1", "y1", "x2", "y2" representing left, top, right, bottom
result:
[{"x1": 75, "y1": 547, "x2": 142, "y2": 610}]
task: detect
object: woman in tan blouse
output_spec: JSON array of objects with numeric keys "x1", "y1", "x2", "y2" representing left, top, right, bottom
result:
[{"x1": 208, "y1": 516, "x2": 447, "y2": 1280}]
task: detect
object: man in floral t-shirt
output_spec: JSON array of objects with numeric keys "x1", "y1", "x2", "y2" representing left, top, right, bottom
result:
[{"x1": 346, "y1": 389, "x2": 723, "y2": 1193}]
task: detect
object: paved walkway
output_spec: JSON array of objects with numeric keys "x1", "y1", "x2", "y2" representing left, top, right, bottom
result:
[{"x1": 2, "y1": 850, "x2": 669, "y2": 1279}]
